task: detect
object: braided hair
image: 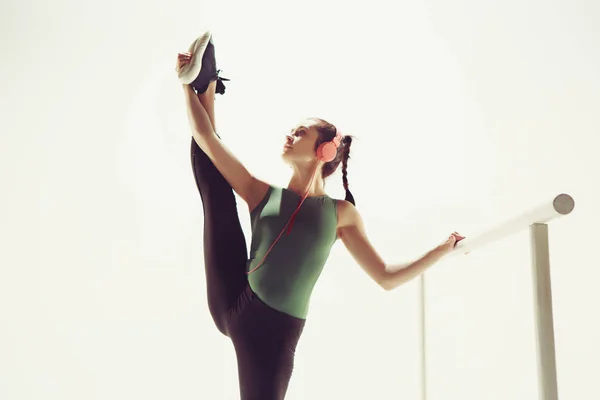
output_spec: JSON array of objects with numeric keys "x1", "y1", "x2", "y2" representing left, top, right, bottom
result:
[
  {"x1": 312, "y1": 118, "x2": 356, "y2": 206},
  {"x1": 340, "y1": 135, "x2": 355, "y2": 205}
]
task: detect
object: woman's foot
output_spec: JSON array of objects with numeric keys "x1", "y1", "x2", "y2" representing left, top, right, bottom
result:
[{"x1": 178, "y1": 31, "x2": 229, "y2": 95}]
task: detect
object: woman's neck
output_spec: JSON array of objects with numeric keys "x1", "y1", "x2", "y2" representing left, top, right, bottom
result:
[{"x1": 287, "y1": 165, "x2": 326, "y2": 197}]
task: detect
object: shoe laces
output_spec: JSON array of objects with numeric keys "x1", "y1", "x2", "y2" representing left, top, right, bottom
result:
[{"x1": 215, "y1": 69, "x2": 230, "y2": 95}]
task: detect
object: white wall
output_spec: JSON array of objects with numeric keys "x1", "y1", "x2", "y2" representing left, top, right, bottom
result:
[{"x1": 1, "y1": 0, "x2": 598, "y2": 399}]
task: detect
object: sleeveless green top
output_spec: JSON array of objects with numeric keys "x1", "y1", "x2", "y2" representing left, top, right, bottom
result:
[{"x1": 246, "y1": 185, "x2": 339, "y2": 319}]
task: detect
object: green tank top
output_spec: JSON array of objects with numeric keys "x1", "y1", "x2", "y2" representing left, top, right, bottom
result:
[{"x1": 247, "y1": 185, "x2": 339, "y2": 319}]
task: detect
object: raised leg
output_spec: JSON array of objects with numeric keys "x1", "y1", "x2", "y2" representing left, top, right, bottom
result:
[{"x1": 187, "y1": 81, "x2": 249, "y2": 335}]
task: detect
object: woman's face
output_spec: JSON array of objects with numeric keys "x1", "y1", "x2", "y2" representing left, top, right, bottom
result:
[{"x1": 281, "y1": 119, "x2": 321, "y2": 164}]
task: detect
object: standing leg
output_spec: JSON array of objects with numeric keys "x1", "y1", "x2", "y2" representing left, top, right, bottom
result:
[
  {"x1": 229, "y1": 291, "x2": 306, "y2": 399},
  {"x1": 188, "y1": 80, "x2": 249, "y2": 335}
]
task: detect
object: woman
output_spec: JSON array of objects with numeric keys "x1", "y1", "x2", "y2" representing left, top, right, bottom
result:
[{"x1": 176, "y1": 31, "x2": 464, "y2": 400}]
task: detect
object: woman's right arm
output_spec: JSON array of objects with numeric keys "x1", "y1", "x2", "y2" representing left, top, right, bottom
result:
[{"x1": 182, "y1": 85, "x2": 269, "y2": 211}]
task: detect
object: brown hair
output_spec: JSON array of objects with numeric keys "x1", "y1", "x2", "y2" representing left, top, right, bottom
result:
[{"x1": 311, "y1": 118, "x2": 356, "y2": 206}]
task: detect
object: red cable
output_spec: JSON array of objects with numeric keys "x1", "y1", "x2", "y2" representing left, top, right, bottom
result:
[{"x1": 246, "y1": 162, "x2": 320, "y2": 275}]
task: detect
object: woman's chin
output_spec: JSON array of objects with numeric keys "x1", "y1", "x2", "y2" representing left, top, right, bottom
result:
[{"x1": 281, "y1": 153, "x2": 295, "y2": 166}]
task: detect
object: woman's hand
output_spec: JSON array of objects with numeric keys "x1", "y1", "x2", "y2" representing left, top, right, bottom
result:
[
  {"x1": 435, "y1": 231, "x2": 466, "y2": 256},
  {"x1": 175, "y1": 52, "x2": 192, "y2": 75}
]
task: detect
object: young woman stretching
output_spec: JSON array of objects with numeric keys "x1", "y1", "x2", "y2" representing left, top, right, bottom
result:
[{"x1": 175, "y1": 31, "x2": 465, "y2": 400}]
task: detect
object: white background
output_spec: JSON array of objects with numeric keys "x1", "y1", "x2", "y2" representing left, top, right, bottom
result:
[{"x1": 1, "y1": 0, "x2": 599, "y2": 398}]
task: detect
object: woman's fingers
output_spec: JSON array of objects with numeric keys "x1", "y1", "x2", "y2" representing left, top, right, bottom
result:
[
  {"x1": 448, "y1": 232, "x2": 465, "y2": 248},
  {"x1": 176, "y1": 55, "x2": 192, "y2": 72},
  {"x1": 175, "y1": 58, "x2": 190, "y2": 69},
  {"x1": 175, "y1": 53, "x2": 192, "y2": 71}
]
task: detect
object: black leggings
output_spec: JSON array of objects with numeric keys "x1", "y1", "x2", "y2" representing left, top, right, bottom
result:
[{"x1": 190, "y1": 137, "x2": 306, "y2": 400}]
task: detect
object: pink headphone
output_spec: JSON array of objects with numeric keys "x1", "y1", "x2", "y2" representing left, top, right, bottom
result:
[
  {"x1": 247, "y1": 132, "x2": 343, "y2": 275},
  {"x1": 316, "y1": 131, "x2": 342, "y2": 163}
]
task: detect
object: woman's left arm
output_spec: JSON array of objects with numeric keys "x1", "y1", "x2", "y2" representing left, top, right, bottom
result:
[{"x1": 337, "y1": 200, "x2": 464, "y2": 291}]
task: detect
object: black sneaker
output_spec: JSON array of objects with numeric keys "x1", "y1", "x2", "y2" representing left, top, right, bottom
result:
[{"x1": 178, "y1": 31, "x2": 230, "y2": 95}]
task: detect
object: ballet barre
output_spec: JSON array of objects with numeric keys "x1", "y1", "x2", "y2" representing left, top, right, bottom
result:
[{"x1": 419, "y1": 193, "x2": 575, "y2": 400}]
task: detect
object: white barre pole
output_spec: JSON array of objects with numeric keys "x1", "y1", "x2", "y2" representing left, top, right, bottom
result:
[
  {"x1": 447, "y1": 194, "x2": 574, "y2": 258},
  {"x1": 419, "y1": 276, "x2": 427, "y2": 400},
  {"x1": 531, "y1": 223, "x2": 559, "y2": 400},
  {"x1": 418, "y1": 193, "x2": 575, "y2": 400}
]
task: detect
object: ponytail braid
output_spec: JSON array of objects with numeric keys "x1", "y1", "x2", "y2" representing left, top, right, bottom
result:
[
  {"x1": 341, "y1": 135, "x2": 355, "y2": 206},
  {"x1": 310, "y1": 117, "x2": 356, "y2": 206}
]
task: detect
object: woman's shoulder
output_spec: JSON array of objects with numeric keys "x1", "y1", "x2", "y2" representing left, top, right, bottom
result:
[
  {"x1": 248, "y1": 178, "x2": 274, "y2": 213},
  {"x1": 334, "y1": 198, "x2": 358, "y2": 229}
]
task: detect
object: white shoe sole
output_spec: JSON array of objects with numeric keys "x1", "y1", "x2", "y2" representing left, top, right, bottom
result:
[{"x1": 178, "y1": 31, "x2": 212, "y2": 85}]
